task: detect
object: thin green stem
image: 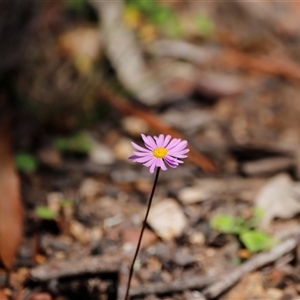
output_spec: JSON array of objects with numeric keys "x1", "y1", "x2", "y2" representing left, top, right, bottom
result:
[{"x1": 124, "y1": 168, "x2": 161, "y2": 300}]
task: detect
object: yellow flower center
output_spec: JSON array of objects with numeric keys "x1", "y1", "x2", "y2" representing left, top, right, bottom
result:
[{"x1": 153, "y1": 147, "x2": 168, "y2": 158}]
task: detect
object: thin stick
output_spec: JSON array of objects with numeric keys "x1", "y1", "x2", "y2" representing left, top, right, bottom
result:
[
  {"x1": 202, "y1": 236, "x2": 298, "y2": 299},
  {"x1": 124, "y1": 168, "x2": 161, "y2": 300}
]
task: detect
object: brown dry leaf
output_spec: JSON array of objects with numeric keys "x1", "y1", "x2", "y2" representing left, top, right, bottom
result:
[
  {"x1": 0, "y1": 289, "x2": 8, "y2": 300},
  {"x1": 0, "y1": 116, "x2": 23, "y2": 269}
]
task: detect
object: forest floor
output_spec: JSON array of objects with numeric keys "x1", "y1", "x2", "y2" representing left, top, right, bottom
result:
[{"x1": 2, "y1": 1, "x2": 300, "y2": 300}]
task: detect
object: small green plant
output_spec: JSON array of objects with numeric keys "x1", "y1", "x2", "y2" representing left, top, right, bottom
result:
[
  {"x1": 54, "y1": 131, "x2": 93, "y2": 154},
  {"x1": 210, "y1": 208, "x2": 276, "y2": 252},
  {"x1": 15, "y1": 152, "x2": 38, "y2": 173},
  {"x1": 127, "y1": 0, "x2": 182, "y2": 38},
  {"x1": 63, "y1": 0, "x2": 88, "y2": 14},
  {"x1": 194, "y1": 14, "x2": 215, "y2": 38},
  {"x1": 35, "y1": 206, "x2": 58, "y2": 220},
  {"x1": 61, "y1": 198, "x2": 73, "y2": 207}
]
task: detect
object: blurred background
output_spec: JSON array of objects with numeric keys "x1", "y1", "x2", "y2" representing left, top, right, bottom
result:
[{"x1": 2, "y1": 0, "x2": 300, "y2": 299}]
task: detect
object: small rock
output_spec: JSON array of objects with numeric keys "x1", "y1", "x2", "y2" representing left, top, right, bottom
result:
[
  {"x1": 161, "y1": 109, "x2": 215, "y2": 131},
  {"x1": 89, "y1": 226, "x2": 103, "y2": 243},
  {"x1": 174, "y1": 247, "x2": 195, "y2": 266},
  {"x1": 147, "y1": 198, "x2": 187, "y2": 241},
  {"x1": 47, "y1": 192, "x2": 64, "y2": 214},
  {"x1": 38, "y1": 148, "x2": 62, "y2": 167},
  {"x1": 46, "y1": 236, "x2": 71, "y2": 252},
  {"x1": 19, "y1": 244, "x2": 34, "y2": 261},
  {"x1": 113, "y1": 138, "x2": 133, "y2": 161},
  {"x1": 111, "y1": 169, "x2": 138, "y2": 183},
  {"x1": 183, "y1": 291, "x2": 206, "y2": 300},
  {"x1": 189, "y1": 232, "x2": 205, "y2": 245},
  {"x1": 223, "y1": 272, "x2": 266, "y2": 300},
  {"x1": 89, "y1": 143, "x2": 115, "y2": 165},
  {"x1": 57, "y1": 26, "x2": 101, "y2": 74},
  {"x1": 122, "y1": 116, "x2": 149, "y2": 136},
  {"x1": 79, "y1": 178, "x2": 103, "y2": 202},
  {"x1": 265, "y1": 288, "x2": 284, "y2": 300},
  {"x1": 135, "y1": 179, "x2": 152, "y2": 194},
  {"x1": 178, "y1": 186, "x2": 207, "y2": 204},
  {"x1": 69, "y1": 220, "x2": 90, "y2": 244},
  {"x1": 103, "y1": 215, "x2": 123, "y2": 228},
  {"x1": 195, "y1": 72, "x2": 243, "y2": 99},
  {"x1": 255, "y1": 173, "x2": 300, "y2": 228},
  {"x1": 122, "y1": 228, "x2": 157, "y2": 250}
]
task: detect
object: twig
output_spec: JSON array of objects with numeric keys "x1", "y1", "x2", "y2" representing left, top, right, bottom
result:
[
  {"x1": 219, "y1": 49, "x2": 300, "y2": 81},
  {"x1": 149, "y1": 40, "x2": 300, "y2": 82},
  {"x1": 202, "y1": 236, "x2": 299, "y2": 299},
  {"x1": 128, "y1": 274, "x2": 213, "y2": 298},
  {"x1": 30, "y1": 254, "x2": 120, "y2": 281},
  {"x1": 241, "y1": 157, "x2": 294, "y2": 176}
]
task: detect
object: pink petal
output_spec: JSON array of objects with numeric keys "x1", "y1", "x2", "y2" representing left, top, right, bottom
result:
[
  {"x1": 132, "y1": 151, "x2": 151, "y2": 157},
  {"x1": 147, "y1": 135, "x2": 158, "y2": 148},
  {"x1": 141, "y1": 134, "x2": 154, "y2": 150},
  {"x1": 164, "y1": 157, "x2": 178, "y2": 168},
  {"x1": 143, "y1": 157, "x2": 156, "y2": 167},
  {"x1": 128, "y1": 155, "x2": 138, "y2": 160},
  {"x1": 162, "y1": 135, "x2": 172, "y2": 148},
  {"x1": 165, "y1": 155, "x2": 184, "y2": 164},
  {"x1": 159, "y1": 158, "x2": 167, "y2": 171},
  {"x1": 141, "y1": 134, "x2": 156, "y2": 149},
  {"x1": 131, "y1": 141, "x2": 149, "y2": 152},
  {"x1": 154, "y1": 134, "x2": 164, "y2": 147},
  {"x1": 149, "y1": 161, "x2": 157, "y2": 173},
  {"x1": 166, "y1": 138, "x2": 181, "y2": 150},
  {"x1": 135, "y1": 156, "x2": 154, "y2": 163},
  {"x1": 172, "y1": 141, "x2": 188, "y2": 151},
  {"x1": 168, "y1": 147, "x2": 190, "y2": 153},
  {"x1": 168, "y1": 150, "x2": 189, "y2": 156},
  {"x1": 172, "y1": 154, "x2": 188, "y2": 158}
]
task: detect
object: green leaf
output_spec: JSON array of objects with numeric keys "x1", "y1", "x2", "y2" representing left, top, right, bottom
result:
[
  {"x1": 246, "y1": 207, "x2": 265, "y2": 229},
  {"x1": 15, "y1": 153, "x2": 38, "y2": 173},
  {"x1": 240, "y1": 230, "x2": 276, "y2": 252},
  {"x1": 62, "y1": 198, "x2": 73, "y2": 207},
  {"x1": 54, "y1": 131, "x2": 93, "y2": 154},
  {"x1": 63, "y1": 0, "x2": 87, "y2": 12},
  {"x1": 151, "y1": 7, "x2": 172, "y2": 25},
  {"x1": 210, "y1": 214, "x2": 246, "y2": 234},
  {"x1": 128, "y1": 0, "x2": 157, "y2": 14},
  {"x1": 35, "y1": 206, "x2": 58, "y2": 220},
  {"x1": 195, "y1": 14, "x2": 215, "y2": 37},
  {"x1": 161, "y1": 15, "x2": 182, "y2": 38}
]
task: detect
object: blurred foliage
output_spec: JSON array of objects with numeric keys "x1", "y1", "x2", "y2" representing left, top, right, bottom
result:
[
  {"x1": 54, "y1": 131, "x2": 93, "y2": 154},
  {"x1": 195, "y1": 14, "x2": 215, "y2": 38},
  {"x1": 240, "y1": 231, "x2": 275, "y2": 253},
  {"x1": 15, "y1": 152, "x2": 38, "y2": 173},
  {"x1": 210, "y1": 209, "x2": 276, "y2": 253},
  {"x1": 35, "y1": 206, "x2": 58, "y2": 220},
  {"x1": 210, "y1": 214, "x2": 245, "y2": 234},
  {"x1": 61, "y1": 198, "x2": 73, "y2": 207},
  {"x1": 63, "y1": 0, "x2": 89, "y2": 15},
  {"x1": 126, "y1": 0, "x2": 182, "y2": 39}
]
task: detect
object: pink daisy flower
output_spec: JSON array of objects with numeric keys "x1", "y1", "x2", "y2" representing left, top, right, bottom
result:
[{"x1": 129, "y1": 134, "x2": 189, "y2": 173}]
